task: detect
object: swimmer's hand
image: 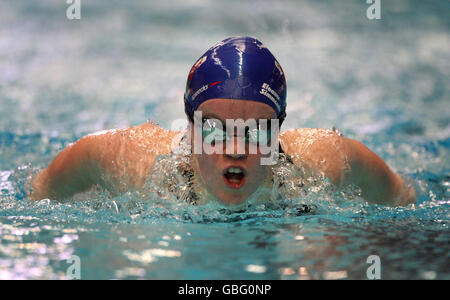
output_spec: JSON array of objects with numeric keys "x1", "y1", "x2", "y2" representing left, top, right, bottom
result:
[
  {"x1": 31, "y1": 122, "x2": 181, "y2": 202},
  {"x1": 280, "y1": 129, "x2": 416, "y2": 206}
]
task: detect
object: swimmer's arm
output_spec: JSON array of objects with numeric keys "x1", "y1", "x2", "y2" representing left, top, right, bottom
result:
[
  {"x1": 280, "y1": 129, "x2": 416, "y2": 206},
  {"x1": 341, "y1": 138, "x2": 416, "y2": 206},
  {"x1": 30, "y1": 134, "x2": 102, "y2": 201},
  {"x1": 31, "y1": 123, "x2": 181, "y2": 201}
]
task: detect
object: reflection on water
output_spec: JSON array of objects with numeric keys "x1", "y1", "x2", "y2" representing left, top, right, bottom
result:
[
  {"x1": 2, "y1": 205, "x2": 447, "y2": 279},
  {"x1": 0, "y1": 0, "x2": 449, "y2": 279}
]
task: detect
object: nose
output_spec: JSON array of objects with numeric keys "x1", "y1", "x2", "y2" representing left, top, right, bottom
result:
[{"x1": 224, "y1": 136, "x2": 247, "y2": 159}]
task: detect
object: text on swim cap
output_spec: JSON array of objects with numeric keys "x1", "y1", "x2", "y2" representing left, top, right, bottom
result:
[{"x1": 259, "y1": 83, "x2": 281, "y2": 112}]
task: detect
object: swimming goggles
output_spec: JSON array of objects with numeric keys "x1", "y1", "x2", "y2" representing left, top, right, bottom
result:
[{"x1": 200, "y1": 118, "x2": 272, "y2": 146}]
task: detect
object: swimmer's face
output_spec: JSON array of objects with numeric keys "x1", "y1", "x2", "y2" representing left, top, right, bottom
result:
[{"x1": 190, "y1": 98, "x2": 278, "y2": 206}]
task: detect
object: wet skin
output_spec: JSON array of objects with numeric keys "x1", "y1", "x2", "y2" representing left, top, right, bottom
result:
[{"x1": 31, "y1": 98, "x2": 416, "y2": 206}]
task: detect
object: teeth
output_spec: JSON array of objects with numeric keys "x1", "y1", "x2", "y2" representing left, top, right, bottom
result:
[{"x1": 227, "y1": 167, "x2": 243, "y2": 174}]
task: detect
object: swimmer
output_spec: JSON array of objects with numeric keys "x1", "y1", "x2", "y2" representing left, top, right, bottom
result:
[{"x1": 30, "y1": 36, "x2": 416, "y2": 207}]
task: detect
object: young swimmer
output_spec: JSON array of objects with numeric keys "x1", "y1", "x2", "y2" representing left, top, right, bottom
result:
[{"x1": 30, "y1": 36, "x2": 416, "y2": 207}]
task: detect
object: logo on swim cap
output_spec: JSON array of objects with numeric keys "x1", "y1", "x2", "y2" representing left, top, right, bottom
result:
[
  {"x1": 191, "y1": 81, "x2": 223, "y2": 101},
  {"x1": 184, "y1": 36, "x2": 287, "y2": 123}
]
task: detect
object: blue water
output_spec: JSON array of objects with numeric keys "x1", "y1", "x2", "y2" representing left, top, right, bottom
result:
[{"x1": 0, "y1": 0, "x2": 449, "y2": 279}]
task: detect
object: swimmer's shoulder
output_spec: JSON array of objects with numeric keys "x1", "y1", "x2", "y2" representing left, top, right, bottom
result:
[
  {"x1": 123, "y1": 121, "x2": 183, "y2": 155},
  {"x1": 85, "y1": 120, "x2": 183, "y2": 156},
  {"x1": 279, "y1": 128, "x2": 348, "y2": 184},
  {"x1": 279, "y1": 128, "x2": 344, "y2": 154},
  {"x1": 82, "y1": 121, "x2": 183, "y2": 188}
]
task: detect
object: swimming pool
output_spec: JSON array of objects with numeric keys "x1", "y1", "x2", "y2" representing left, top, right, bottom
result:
[{"x1": 0, "y1": 0, "x2": 449, "y2": 279}]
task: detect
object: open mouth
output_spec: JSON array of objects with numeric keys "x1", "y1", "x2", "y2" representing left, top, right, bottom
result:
[{"x1": 222, "y1": 167, "x2": 247, "y2": 189}]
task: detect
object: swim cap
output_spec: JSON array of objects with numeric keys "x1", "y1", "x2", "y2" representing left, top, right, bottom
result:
[{"x1": 184, "y1": 36, "x2": 287, "y2": 123}]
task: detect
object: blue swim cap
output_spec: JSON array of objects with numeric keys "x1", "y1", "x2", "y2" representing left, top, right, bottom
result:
[{"x1": 184, "y1": 36, "x2": 287, "y2": 123}]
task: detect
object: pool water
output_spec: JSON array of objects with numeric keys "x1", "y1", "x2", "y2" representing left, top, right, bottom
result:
[{"x1": 0, "y1": 0, "x2": 449, "y2": 279}]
